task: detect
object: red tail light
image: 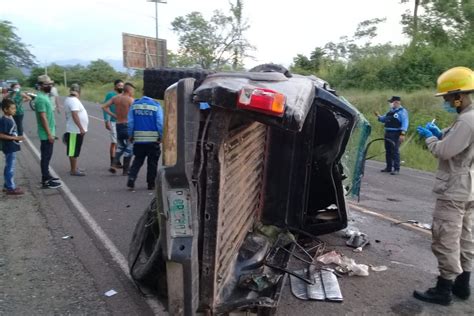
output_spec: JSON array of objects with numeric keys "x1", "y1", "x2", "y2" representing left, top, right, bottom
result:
[{"x1": 237, "y1": 87, "x2": 286, "y2": 117}]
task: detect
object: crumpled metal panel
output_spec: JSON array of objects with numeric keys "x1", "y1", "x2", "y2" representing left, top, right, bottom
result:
[
  {"x1": 194, "y1": 72, "x2": 328, "y2": 132},
  {"x1": 215, "y1": 121, "x2": 267, "y2": 298}
]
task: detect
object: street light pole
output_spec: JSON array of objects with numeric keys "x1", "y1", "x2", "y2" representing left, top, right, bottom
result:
[{"x1": 148, "y1": 0, "x2": 167, "y2": 67}]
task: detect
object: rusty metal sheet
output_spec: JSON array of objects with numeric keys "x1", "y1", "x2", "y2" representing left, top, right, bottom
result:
[{"x1": 215, "y1": 121, "x2": 267, "y2": 297}]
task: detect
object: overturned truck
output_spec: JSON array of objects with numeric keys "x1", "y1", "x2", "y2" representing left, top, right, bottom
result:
[{"x1": 128, "y1": 65, "x2": 371, "y2": 315}]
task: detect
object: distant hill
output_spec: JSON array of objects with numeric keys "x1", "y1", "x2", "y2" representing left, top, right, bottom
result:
[{"x1": 52, "y1": 59, "x2": 127, "y2": 72}]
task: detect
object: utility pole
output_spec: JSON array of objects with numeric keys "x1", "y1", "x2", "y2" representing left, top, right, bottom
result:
[{"x1": 147, "y1": 0, "x2": 167, "y2": 67}]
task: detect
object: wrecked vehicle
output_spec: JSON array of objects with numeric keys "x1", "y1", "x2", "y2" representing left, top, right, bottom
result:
[{"x1": 128, "y1": 64, "x2": 371, "y2": 315}]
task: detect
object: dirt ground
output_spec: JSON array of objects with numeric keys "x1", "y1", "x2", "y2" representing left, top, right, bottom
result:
[{"x1": 0, "y1": 155, "x2": 109, "y2": 315}]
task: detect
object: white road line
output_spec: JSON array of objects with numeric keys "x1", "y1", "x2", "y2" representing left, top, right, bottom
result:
[
  {"x1": 88, "y1": 114, "x2": 105, "y2": 122},
  {"x1": 348, "y1": 202, "x2": 431, "y2": 236},
  {"x1": 23, "y1": 134, "x2": 167, "y2": 315}
]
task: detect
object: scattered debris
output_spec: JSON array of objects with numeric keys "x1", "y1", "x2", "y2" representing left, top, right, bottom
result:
[
  {"x1": 392, "y1": 220, "x2": 432, "y2": 230},
  {"x1": 61, "y1": 235, "x2": 73, "y2": 240},
  {"x1": 346, "y1": 233, "x2": 370, "y2": 251},
  {"x1": 370, "y1": 265, "x2": 388, "y2": 272},
  {"x1": 316, "y1": 251, "x2": 369, "y2": 277},
  {"x1": 238, "y1": 271, "x2": 281, "y2": 292},
  {"x1": 290, "y1": 269, "x2": 343, "y2": 302},
  {"x1": 104, "y1": 289, "x2": 117, "y2": 297}
]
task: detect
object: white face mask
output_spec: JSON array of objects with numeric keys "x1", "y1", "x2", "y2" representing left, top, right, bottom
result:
[{"x1": 14, "y1": 88, "x2": 20, "y2": 92}]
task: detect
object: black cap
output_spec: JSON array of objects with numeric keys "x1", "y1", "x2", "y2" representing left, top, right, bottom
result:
[{"x1": 388, "y1": 96, "x2": 401, "y2": 102}]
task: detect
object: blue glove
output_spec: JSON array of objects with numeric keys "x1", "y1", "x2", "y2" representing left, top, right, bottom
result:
[
  {"x1": 417, "y1": 126, "x2": 433, "y2": 138},
  {"x1": 425, "y1": 122, "x2": 442, "y2": 139}
]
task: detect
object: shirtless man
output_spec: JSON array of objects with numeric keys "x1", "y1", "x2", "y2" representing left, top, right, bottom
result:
[{"x1": 102, "y1": 82, "x2": 135, "y2": 175}]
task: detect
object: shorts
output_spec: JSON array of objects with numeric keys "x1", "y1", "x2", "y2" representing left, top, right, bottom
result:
[
  {"x1": 109, "y1": 121, "x2": 117, "y2": 144},
  {"x1": 64, "y1": 133, "x2": 84, "y2": 158}
]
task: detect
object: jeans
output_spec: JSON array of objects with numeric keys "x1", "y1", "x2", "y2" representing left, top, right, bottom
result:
[
  {"x1": 13, "y1": 114, "x2": 24, "y2": 136},
  {"x1": 384, "y1": 131, "x2": 401, "y2": 171},
  {"x1": 128, "y1": 143, "x2": 161, "y2": 185},
  {"x1": 114, "y1": 123, "x2": 133, "y2": 163},
  {"x1": 3, "y1": 152, "x2": 16, "y2": 190},
  {"x1": 40, "y1": 140, "x2": 54, "y2": 182}
]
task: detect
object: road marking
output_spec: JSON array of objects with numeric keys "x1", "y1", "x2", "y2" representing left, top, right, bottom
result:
[
  {"x1": 348, "y1": 202, "x2": 431, "y2": 236},
  {"x1": 23, "y1": 134, "x2": 167, "y2": 315},
  {"x1": 88, "y1": 114, "x2": 105, "y2": 122}
]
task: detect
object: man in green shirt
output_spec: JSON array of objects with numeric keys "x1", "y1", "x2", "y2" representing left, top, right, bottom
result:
[
  {"x1": 8, "y1": 83, "x2": 31, "y2": 136},
  {"x1": 35, "y1": 75, "x2": 61, "y2": 189},
  {"x1": 102, "y1": 79, "x2": 124, "y2": 172}
]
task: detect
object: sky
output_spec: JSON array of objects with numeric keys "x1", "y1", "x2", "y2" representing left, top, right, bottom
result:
[{"x1": 2, "y1": 0, "x2": 411, "y2": 69}]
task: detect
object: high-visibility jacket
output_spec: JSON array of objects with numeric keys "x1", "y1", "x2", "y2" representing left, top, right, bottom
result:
[{"x1": 128, "y1": 96, "x2": 163, "y2": 143}]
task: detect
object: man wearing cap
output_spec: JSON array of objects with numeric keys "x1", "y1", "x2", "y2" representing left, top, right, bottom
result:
[
  {"x1": 374, "y1": 96, "x2": 409, "y2": 175},
  {"x1": 63, "y1": 84, "x2": 89, "y2": 176},
  {"x1": 34, "y1": 75, "x2": 61, "y2": 189}
]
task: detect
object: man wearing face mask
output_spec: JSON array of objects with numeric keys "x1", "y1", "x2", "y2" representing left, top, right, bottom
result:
[
  {"x1": 8, "y1": 83, "x2": 31, "y2": 136},
  {"x1": 102, "y1": 79, "x2": 124, "y2": 172},
  {"x1": 374, "y1": 96, "x2": 409, "y2": 175},
  {"x1": 34, "y1": 75, "x2": 62, "y2": 189},
  {"x1": 414, "y1": 66, "x2": 474, "y2": 306}
]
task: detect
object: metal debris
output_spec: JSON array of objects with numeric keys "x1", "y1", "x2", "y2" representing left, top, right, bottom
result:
[
  {"x1": 104, "y1": 289, "x2": 118, "y2": 297},
  {"x1": 290, "y1": 269, "x2": 343, "y2": 302}
]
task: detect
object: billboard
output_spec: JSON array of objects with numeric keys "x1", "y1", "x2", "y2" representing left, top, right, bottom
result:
[{"x1": 122, "y1": 32, "x2": 167, "y2": 69}]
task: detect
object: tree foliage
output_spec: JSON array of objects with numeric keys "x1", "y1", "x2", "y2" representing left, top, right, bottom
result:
[
  {"x1": 28, "y1": 60, "x2": 125, "y2": 87},
  {"x1": 171, "y1": 0, "x2": 253, "y2": 70},
  {"x1": 0, "y1": 20, "x2": 36, "y2": 76},
  {"x1": 290, "y1": 3, "x2": 473, "y2": 91}
]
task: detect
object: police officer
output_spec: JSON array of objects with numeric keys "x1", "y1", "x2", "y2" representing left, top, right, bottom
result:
[
  {"x1": 375, "y1": 96, "x2": 409, "y2": 175},
  {"x1": 126, "y1": 96, "x2": 163, "y2": 190},
  {"x1": 415, "y1": 66, "x2": 474, "y2": 305}
]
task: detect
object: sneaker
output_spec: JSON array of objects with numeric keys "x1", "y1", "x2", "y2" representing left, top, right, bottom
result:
[
  {"x1": 6, "y1": 188, "x2": 24, "y2": 195},
  {"x1": 127, "y1": 179, "x2": 135, "y2": 190},
  {"x1": 42, "y1": 180, "x2": 62, "y2": 189},
  {"x1": 380, "y1": 168, "x2": 391, "y2": 173},
  {"x1": 390, "y1": 170, "x2": 400, "y2": 175},
  {"x1": 108, "y1": 167, "x2": 117, "y2": 174},
  {"x1": 70, "y1": 170, "x2": 86, "y2": 176},
  {"x1": 45, "y1": 176, "x2": 61, "y2": 182}
]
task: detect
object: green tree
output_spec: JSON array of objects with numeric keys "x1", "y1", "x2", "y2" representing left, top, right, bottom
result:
[
  {"x1": 85, "y1": 59, "x2": 119, "y2": 84},
  {"x1": 171, "y1": 0, "x2": 254, "y2": 70},
  {"x1": 0, "y1": 20, "x2": 36, "y2": 76},
  {"x1": 3, "y1": 66, "x2": 26, "y2": 84}
]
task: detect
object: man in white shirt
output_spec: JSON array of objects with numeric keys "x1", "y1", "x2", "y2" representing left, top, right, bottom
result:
[{"x1": 63, "y1": 83, "x2": 89, "y2": 176}]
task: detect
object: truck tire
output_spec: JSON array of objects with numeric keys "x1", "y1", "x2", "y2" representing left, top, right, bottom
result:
[
  {"x1": 128, "y1": 198, "x2": 167, "y2": 296},
  {"x1": 143, "y1": 68, "x2": 214, "y2": 100}
]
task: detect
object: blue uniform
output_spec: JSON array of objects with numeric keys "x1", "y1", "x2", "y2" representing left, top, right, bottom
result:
[
  {"x1": 127, "y1": 97, "x2": 163, "y2": 189},
  {"x1": 378, "y1": 106, "x2": 409, "y2": 172}
]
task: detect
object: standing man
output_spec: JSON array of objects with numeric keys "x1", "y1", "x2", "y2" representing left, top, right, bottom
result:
[
  {"x1": 102, "y1": 79, "x2": 124, "y2": 171},
  {"x1": 374, "y1": 96, "x2": 409, "y2": 175},
  {"x1": 49, "y1": 83, "x2": 61, "y2": 114},
  {"x1": 414, "y1": 66, "x2": 474, "y2": 305},
  {"x1": 127, "y1": 96, "x2": 163, "y2": 190},
  {"x1": 8, "y1": 82, "x2": 31, "y2": 136},
  {"x1": 63, "y1": 84, "x2": 88, "y2": 176},
  {"x1": 102, "y1": 82, "x2": 135, "y2": 175},
  {"x1": 34, "y1": 75, "x2": 61, "y2": 189}
]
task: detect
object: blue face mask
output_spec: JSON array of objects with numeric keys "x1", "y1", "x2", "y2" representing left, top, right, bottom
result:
[{"x1": 443, "y1": 101, "x2": 457, "y2": 113}]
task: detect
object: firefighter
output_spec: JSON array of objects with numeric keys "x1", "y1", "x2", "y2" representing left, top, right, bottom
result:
[
  {"x1": 414, "y1": 66, "x2": 474, "y2": 305},
  {"x1": 374, "y1": 96, "x2": 409, "y2": 175}
]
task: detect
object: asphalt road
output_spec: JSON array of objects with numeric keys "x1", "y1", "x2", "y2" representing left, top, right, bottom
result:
[{"x1": 18, "y1": 99, "x2": 472, "y2": 315}]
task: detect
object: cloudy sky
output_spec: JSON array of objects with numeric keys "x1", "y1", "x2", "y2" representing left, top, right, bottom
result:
[{"x1": 2, "y1": 0, "x2": 411, "y2": 68}]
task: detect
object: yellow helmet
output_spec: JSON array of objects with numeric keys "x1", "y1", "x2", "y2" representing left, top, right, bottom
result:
[{"x1": 436, "y1": 66, "x2": 474, "y2": 97}]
